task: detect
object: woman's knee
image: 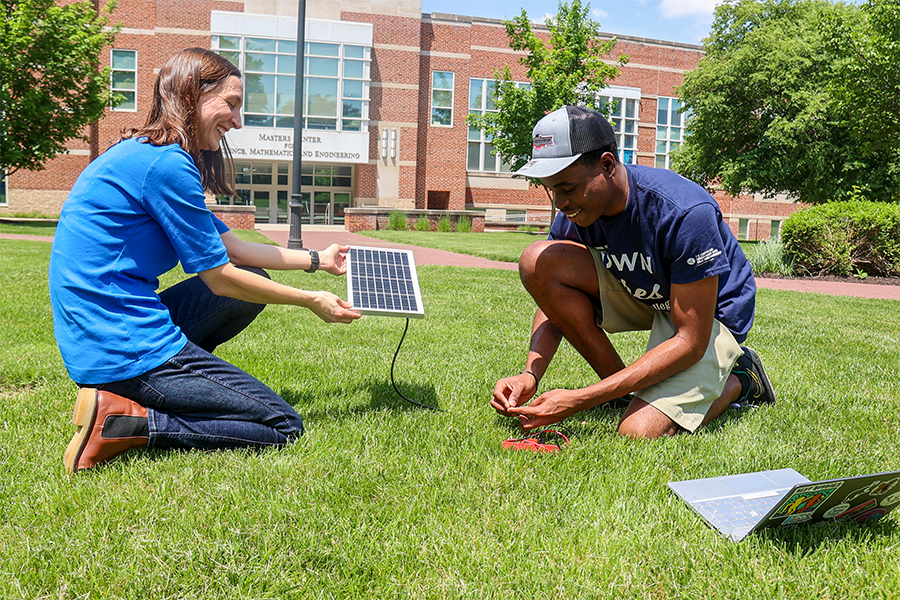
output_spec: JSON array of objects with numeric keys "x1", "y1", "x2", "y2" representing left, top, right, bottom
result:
[{"x1": 279, "y1": 407, "x2": 305, "y2": 441}]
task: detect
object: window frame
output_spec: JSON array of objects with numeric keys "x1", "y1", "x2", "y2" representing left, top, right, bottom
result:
[
  {"x1": 655, "y1": 96, "x2": 690, "y2": 170},
  {"x1": 596, "y1": 88, "x2": 641, "y2": 165},
  {"x1": 430, "y1": 71, "x2": 455, "y2": 127},
  {"x1": 770, "y1": 219, "x2": 782, "y2": 240},
  {"x1": 110, "y1": 49, "x2": 138, "y2": 112},
  {"x1": 738, "y1": 218, "x2": 750, "y2": 241},
  {"x1": 467, "y1": 78, "x2": 530, "y2": 173},
  {"x1": 212, "y1": 35, "x2": 370, "y2": 133}
]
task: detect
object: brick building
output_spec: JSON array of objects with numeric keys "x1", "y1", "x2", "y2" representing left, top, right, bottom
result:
[{"x1": 1, "y1": 0, "x2": 794, "y2": 239}]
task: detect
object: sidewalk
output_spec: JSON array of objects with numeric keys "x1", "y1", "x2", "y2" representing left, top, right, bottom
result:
[
  {"x1": 262, "y1": 229, "x2": 900, "y2": 301},
  {"x1": 3, "y1": 229, "x2": 899, "y2": 300}
]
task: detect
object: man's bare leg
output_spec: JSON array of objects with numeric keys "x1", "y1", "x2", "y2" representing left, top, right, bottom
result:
[
  {"x1": 519, "y1": 240, "x2": 626, "y2": 379},
  {"x1": 617, "y1": 374, "x2": 743, "y2": 439}
]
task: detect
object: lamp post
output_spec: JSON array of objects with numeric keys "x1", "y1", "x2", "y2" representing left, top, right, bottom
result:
[{"x1": 287, "y1": 0, "x2": 306, "y2": 249}]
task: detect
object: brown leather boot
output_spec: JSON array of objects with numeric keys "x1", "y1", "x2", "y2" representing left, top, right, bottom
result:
[{"x1": 64, "y1": 388, "x2": 149, "y2": 473}]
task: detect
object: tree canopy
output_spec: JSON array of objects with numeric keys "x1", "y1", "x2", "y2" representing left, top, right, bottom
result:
[
  {"x1": 467, "y1": 0, "x2": 627, "y2": 183},
  {"x1": 0, "y1": 0, "x2": 118, "y2": 177},
  {"x1": 826, "y1": 0, "x2": 900, "y2": 197},
  {"x1": 673, "y1": 0, "x2": 900, "y2": 204}
]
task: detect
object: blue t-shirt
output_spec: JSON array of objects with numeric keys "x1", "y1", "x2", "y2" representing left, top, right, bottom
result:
[
  {"x1": 549, "y1": 165, "x2": 755, "y2": 342},
  {"x1": 49, "y1": 138, "x2": 231, "y2": 384}
]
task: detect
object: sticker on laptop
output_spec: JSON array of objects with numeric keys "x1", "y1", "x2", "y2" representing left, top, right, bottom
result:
[
  {"x1": 881, "y1": 491, "x2": 900, "y2": 507},
  {"x1": 771, "y1": 482, "x2": 844, "y2": 519},
  {"x1": 843, "y1": 476, "x2": 900, "y2": 504}
]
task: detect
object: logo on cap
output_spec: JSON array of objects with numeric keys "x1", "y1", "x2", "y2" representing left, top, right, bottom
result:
[{"x1": 532, "y1": 134, "x2": 554, "y2": 150}]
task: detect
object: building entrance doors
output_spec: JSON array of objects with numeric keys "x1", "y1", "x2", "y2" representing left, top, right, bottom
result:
[
  {"x1": 302, "y1": 191, "x2": 350, "y2": 225},
  {"x1": 229, "y1": 161, "x2": 353, "y2": 225}
]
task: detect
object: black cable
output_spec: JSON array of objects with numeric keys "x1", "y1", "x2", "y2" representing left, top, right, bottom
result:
[{"x1": 390, "y1": 317, "x2": 443, "y2": 412}]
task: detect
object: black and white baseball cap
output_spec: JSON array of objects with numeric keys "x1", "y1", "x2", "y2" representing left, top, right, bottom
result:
[{"x1": 514, "y1": 105, "x2": 617, "y2": 179}]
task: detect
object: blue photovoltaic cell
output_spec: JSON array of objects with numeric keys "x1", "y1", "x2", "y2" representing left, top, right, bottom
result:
[{"x1": 347, "y1": 246, "x2": 425, "y2": 318}]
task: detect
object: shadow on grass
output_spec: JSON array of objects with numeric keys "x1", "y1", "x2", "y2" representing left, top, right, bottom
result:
[
  {"x1": 492, "y1": 400, "x2": 627, "y2": 441},
  {"x1": 279, "y1": 378, "x2": 441, "y2": 422},
  {"x1": 488, "y1": 399, "x2": 765, "y2": 442},
  {"x1": 754, "y1": 517, "x2": 898, "y2": 553}
]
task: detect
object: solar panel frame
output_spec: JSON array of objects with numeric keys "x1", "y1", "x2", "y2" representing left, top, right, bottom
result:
[{"x1": 346, "y1": 246, "x2": 425, "y2": 318}]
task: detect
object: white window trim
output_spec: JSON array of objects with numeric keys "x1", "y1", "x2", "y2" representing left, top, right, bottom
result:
[
  {"x1": 213, "y1": 35, "x2": 371, "y2": 134},
  {"x1": 431, "y1": 71, "x2": 454, "y2": 127},
  {"x1": 110, "y1": 49, "x2": 138, "y2": 113},
  {"x1": 467, "y1": 78, "x2": 529, "y2": 173},
  {"x1": 655, "y1": 96, "x2": 690, "y2": 170},
  {"x1": 596, "y1": 85, "x2": 641, "y2": 165}
]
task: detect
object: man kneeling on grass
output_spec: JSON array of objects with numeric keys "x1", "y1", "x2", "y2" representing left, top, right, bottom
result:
[{"x1": 491, "y1": 106, "x2": 775, "y2": 439}]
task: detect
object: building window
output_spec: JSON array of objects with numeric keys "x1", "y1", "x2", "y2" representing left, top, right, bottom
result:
[
  {"x1": 770, "y1": 219, "x2": 781, "y2": 240},
  {"x1": 656, "y1": 97, "x2": 690, "y2": 169},
  {"x1": 467, "y1": 78, "x2": 530, "y2": 173},
  {"x1": 431, "y1": 71, "x2": 454, "y2": 126},
  {"x1": 597, "y1": 92, "x2": 639, "y2": 164},
  {"x1": 738, "y1": 218, "x2": 750, "y2": 241},
  {"x1": 0, "y1": 171, "x2": 7, "y2": 206},
  {"x1": 110, "y1": 49, "x2": 137, "y2": 111},
  {"x1": 213, "y1": 36, "x2": 370, "y2": 132},
  {"x1": 300, "y1": 164, "x2": 353, "y2": 187}
]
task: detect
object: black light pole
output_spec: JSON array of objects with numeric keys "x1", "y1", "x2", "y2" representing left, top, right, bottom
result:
[{"x1": 287, "y1": 0, "x2": 306, "y2": 249}]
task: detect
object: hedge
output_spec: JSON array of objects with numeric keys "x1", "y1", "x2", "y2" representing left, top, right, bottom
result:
[{"x1": 781, "y1": 199, "x2": 900, "y2": 277}]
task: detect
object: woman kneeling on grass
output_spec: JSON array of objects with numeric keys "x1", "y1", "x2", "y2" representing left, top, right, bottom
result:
[{"x1": 49, "y1": 48, "x2": 361, "y2": 474}]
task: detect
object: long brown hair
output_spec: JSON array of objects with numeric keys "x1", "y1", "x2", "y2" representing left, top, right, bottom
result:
[{"x1": 124, "y1": 48, "x2": 241, "y2": 196}]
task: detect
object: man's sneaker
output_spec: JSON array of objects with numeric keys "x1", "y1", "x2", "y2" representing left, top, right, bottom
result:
[{"x1": 731, "y1": 346, "x2": 776, "y2": 406}]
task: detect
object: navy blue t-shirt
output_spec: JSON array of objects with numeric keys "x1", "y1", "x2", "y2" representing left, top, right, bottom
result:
[{"x1": 549, "y1": 165, "x2": 755, "y2": 342}]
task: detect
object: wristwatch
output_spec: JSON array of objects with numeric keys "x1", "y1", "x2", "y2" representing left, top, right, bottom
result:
[{"x1": 304, "y1": 249, "x2": 319, "y2": 273}]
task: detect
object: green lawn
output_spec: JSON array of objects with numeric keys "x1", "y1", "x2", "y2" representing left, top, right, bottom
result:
[
  {"x1": 0, "y1": 220, "x2": 58, "y2": 237},
  {"x1": 360, "y1": 230, "x2": 546, "y2": 263},
  {"x1": 1, "y1": 237, "x2": 899, "y2": 599}
]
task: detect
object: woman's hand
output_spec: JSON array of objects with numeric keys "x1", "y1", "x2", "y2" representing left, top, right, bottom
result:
[
  {"x1": 308, "y1": 291, "x2": 361, "y2": 323},
  {"x1": 319, "y1": 244, "x2": 349, "y2": 276}
]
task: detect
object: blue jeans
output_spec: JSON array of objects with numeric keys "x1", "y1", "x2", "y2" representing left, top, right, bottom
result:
[{"x1": 96, "y1": 267, "x2": 304, "y2": 450}]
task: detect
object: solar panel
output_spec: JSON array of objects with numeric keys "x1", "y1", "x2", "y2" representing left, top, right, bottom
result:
[{"x1": 346, "y1": 246, "x2": 425, "y2": 318}]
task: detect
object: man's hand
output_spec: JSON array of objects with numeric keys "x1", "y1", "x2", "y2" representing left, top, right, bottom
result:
[
  {"x1": 319, "y1": 244, "x2": 349, "y2": 276},
  {"x1": 507, "y1": 388, "x2": 585, "y2": 431},
  {"x1": 309, "y1": 291, "x2": 361, "y2": 323},
  {"x1": 491, "y1": 373, "x2": 537, "y2": 416}
]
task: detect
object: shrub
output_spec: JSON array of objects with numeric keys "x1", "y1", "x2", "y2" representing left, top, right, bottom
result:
[
  {"x1": 414, "y1": 215, "x2": 430, "y2": 231},
  {"x1": 781, "y1": 197, "x2": 900, "y2": 277},
  {"x1": 745, "y1": 239, "x2": 794, "y2": 277},
  {"x1": 387, "y1": 209, "x2": 408, "y2": 231},
  {"x1": 456, "y1": 216, "x2": 472, "y2": 233},
  {"x1": 437, "y1": 214, "x2": 452, "y2": 232}
]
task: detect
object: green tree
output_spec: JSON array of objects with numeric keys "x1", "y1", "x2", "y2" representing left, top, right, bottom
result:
[
  {"x1": 0, "y1": 0, "x2": 118, "y2": 177},
  {"x1": 672, "y1": 0, "x2": 893, "y2": 204},
  {"x1": 467, "y1": 0, "x2": 627, "y2": 184},
  {"x1": 826, "y1": 0, "x2": 900, "y2": 200}
]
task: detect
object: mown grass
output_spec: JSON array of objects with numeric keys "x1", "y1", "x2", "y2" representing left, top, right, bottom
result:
[
  {"x1": 0, "y1": 220, "x2": 59, "y2": 237},
  {"x1": 359, "y1": 230, "x2": 545, "y2": 263},
  {"x1": 1, "y1": 237, "x2": 899, "y2": 599}
]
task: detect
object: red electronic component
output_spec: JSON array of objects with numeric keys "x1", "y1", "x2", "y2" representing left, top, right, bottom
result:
[{"x1": 502, "y1": 428, "x2": 570, "y2": 453}]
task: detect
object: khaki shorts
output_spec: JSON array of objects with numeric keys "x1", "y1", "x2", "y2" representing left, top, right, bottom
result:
[{"x1": 588, "y1": 246, "x2": 743, "y2": 432}]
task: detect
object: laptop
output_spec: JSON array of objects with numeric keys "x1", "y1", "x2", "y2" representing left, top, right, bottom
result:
[{"x1": 669, "y1": 468, "x2": 900, "y2": 542}]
